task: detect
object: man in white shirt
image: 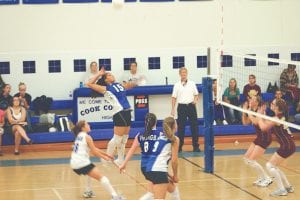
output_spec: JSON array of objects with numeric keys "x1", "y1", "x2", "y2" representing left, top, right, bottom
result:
[
  {"x1": 123, "y1": 62, "x2": 146, "y2": 86},
  {"x1": 171, "y1": 67, "x2": 200, "y2": 152}
]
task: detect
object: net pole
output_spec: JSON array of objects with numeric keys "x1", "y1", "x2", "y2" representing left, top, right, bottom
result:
[{"x1": 202, "y1": 77, "x2": 214, "y2": 173}]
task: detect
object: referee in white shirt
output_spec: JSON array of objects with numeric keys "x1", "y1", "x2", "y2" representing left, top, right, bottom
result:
[{"x1": 171, "y1": 67, "x2": 200, "y2": 152}]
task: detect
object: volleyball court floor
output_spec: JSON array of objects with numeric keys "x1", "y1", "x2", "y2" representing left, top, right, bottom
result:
[{"x1": 0, "y1": 141, "x2": 299, "y2": 200}]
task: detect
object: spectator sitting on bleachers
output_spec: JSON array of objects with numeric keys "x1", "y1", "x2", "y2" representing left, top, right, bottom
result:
[
  {"x1": 280, "y1": 64, "x2": 299, "y2": 106},
  {"x1": 213, "y1": 79, "x2": 228, "y2": 125},
  {"x1": 243, "y1": 74, "x2": 261, "y2": 101},
  {"x1": 14, "y1": 82, "x2": 33, "y2": 132},
  {"x1": 0, "y1": 84, "x2": 13, "y2": 117},
  {"x1": 0, "y1": 110, "x2": 4, "y2": 156},
  {"x1": 6, "y1": 96, "x2": 32, "y2": 155},
  {"x1": 122, "y1": 61, "x2": 146, "y2": 86},
  {"x1": 293, "y1": 101, "x2": 300, "y2": 124},
  {"x1": 223, "y1": 78, "x2": 242, "y2": 124}
]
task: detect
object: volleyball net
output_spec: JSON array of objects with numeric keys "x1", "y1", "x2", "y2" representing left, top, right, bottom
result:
[{"x1": 215, "y1": 50, "x2": 300, "y2": 130}]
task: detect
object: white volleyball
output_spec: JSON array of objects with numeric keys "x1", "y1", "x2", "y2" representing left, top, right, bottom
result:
[{"x1": 112, "y1": 0, "x2": 124, "y2": 8}]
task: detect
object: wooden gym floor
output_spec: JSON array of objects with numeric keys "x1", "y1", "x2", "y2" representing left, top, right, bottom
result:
[{"x1": 0, "y1": 137, "x2": 299, "y2": 200}]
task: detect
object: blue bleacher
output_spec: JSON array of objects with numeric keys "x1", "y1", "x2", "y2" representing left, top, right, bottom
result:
[{"x1": 1, "y1": 92, "x2": 275, "y2": 146}]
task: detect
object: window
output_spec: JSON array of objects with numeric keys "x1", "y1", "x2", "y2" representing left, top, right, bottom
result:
[
  {"x1": 74, "y1": 59, "x2": 86, "y2": 72},
  {"x1": 23, "y1": 61, "x2": 36, "y2": 74},
  {"x1": 123, "y1": 57, "x2": 136, "y2": 70},
  {"x1": 0, "y1": 62, "x2": 10, "y2": 74},
  {"x1": 197, "y1": 56, "x2": 207, "y2": 68},
  {"x1": 244, "y1": 54, "x2": 256, "y2": 67},
  {"x1": 221, "y1": 55, "x2": 232, "y2": 67},
  {"x1": 173, "y1": 56, "x2": 185, "y2": 69},
  {"x1": 291, "y1": 53, "x2": 300, "y2": 61},
  {"x1": 48, "y1": 60, "x2": 61, "y2": 73},
  {"x1": 268, "y1": 53, "x2": 279, "y2": 66},
  {"x1": 99, "y1": 58, "x2": 111, "y2": 71},
  {"x1": 148, "y1": 57, "x2": 160, "y2": 69}
]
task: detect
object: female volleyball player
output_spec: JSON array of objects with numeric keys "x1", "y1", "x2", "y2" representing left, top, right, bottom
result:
[
  {"x1": 119, "y1": 113, "x2": 180, "y2": 200},
  {"x1": 70, "y1": 120, "x2": 125, "y2": 200},
  {"x1": 242, "y1": 95, "x2": 273, "y2": 187},
  {"x1": 87, "y1": 67, "x2": 134, "y2": 165},
  {"x1": 257, "y1": 99, "x2": 295, "y2": 196}
]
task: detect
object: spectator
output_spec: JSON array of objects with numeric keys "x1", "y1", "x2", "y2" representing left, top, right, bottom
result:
[
  {"x1": 243, "y1": 74, "x2": 261, "y2": 100},
  {"x1": 223, "y1": 78, "x2": 242, "y2": 124},
  {"x1": 0, "y1": 110, "x2": 4, "y2": 156},
  {"x1": 122, "y1": 62, "x2": 146, "y2": 86},
  {"x1": 280, "y1": 64, "x2": 299, "y2": 105},
  {"x1": 85, "y1": 61, "x2": 100, "y2": 86},
  {"x1": 0, "y1": 84, "x2": 13, "y2": 114},
  {"x1": 6, "y1": 96, "x2": 32, "y2": 155},
  {"x1": 213, "y1": 79, "x2": 228, "y2": 125},
  {"x1": 0, "y1": 74, "x2": 5, "y2": 91},
  {"x1": 171, "y1": 67, "x2": 200, "y2": 152},
  {"x1": 293, "y1": 102, "x2": 300, "y2": 124},
  {"x1": 14, "y1": 82, "x2": 33, "y2": 132}
]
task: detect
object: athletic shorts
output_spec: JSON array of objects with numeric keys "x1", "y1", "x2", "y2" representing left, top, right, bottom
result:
[
  {"x1": 113, "y1": 110, "x2": 131, "y2": 127},
  {"x1": 277, "y1": 139, "x2": 296, "y2": 158},
  {"x1": 73, "y1": 163, "x2": 95, "y2": 175},
  {"x1": 253, "y1": 131, "x2": 272, "y2": 149},
  {"x1": 141, "y1": 167, "x2": 169, "y2": 184}
]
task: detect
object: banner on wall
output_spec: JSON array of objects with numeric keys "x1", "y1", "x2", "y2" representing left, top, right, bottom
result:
[
  {"x1": 134, "y1": 95, "x2": 148, "y2": 109},
  {"x1": 77, "y1": 97, "x2": 116, "y2": 122}
]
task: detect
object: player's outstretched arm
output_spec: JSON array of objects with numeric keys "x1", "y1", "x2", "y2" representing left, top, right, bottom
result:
[{"x1": 119, "y1": 135, "x2": 139, "y2": 172}]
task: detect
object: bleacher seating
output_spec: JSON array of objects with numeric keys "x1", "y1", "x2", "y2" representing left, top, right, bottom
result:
[{"x1": 1, "y1": 92, "x2": 275, "y2": 146}]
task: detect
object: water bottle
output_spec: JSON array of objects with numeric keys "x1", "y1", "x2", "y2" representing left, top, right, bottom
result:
[
  {"x1": 79, "y1": 82, "x2": 83, "y2": 88},
  {"x1": 165, "y1": 77, "x2": 168, "y2": 85}
]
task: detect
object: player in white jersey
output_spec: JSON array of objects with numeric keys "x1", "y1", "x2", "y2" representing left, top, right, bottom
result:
[
  {"x1": 70, "y1": 120, "x2": 125, "y2": 200},
  {"x1": 119, "y1": 113, "x2": 180, "y2": 200}
]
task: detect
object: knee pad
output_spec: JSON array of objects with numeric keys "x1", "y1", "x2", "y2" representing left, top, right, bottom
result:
[
  {"x1": 100, "y1": 176, "x2": 110, "y2": 185},
  {"x1": 266, "y1": 162, "x2": 276, "y2": 173},
  {"x1": 112, "y1": 135, "x2": 123, "y2": 146},
  {"x1": 122, "y1": 135, "x2": 129, "y2": 144}
]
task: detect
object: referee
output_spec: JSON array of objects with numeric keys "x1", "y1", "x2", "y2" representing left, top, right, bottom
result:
[{"x1": 171, "y1": 67, "x2": 200, "y2": 152}]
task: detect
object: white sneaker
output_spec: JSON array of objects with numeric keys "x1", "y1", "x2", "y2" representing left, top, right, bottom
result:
[
  {"x1": 112, "y1": 195, "x2": 126, "y2": 200},
  {"x1": 257, "y1": 177, "x2": 273, "y2": 187},
  {"x1": 286, "y1": 186, "x2": 294, "y2": 193},
  {"x1": 82, "y1": 191, "x2": 96, "y2": 198},
  {"x1": 253, "y1": 178, "x2": 264, "y2": 186},
  {"x1": 213, "y1": 120, "x2": 216, "y2": 125},
  {"x1": 223, "y1": 120, "x2": 228, "y2": 125},
  {"x1": 270, "y1": 188, "x2": 288, "y2": 197}
]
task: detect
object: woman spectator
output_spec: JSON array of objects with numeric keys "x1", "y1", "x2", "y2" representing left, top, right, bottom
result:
[
  {"x1": 14, "y1": 82, "x2": 33, "y2": 132},
  {"x1": 223, "y1": 78, "x2": 242, "y2": 124},
  {"x1": 6, "y1": 96, "x2": 32, "y2": 155},
  {"x1": 0, "y1": 84, "x2": 13, "y2": 113}
]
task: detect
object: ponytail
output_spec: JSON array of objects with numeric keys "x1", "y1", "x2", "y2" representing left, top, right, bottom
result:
[
  {"x1": 143, "y1": 113, "x2": 157, "y2": 137},
  {"x1": 72, "y1": 120, "x2": 86, "y2": 136},
  {"x1": 163, "y1": 117, "x2": 176, "y2": 144}
]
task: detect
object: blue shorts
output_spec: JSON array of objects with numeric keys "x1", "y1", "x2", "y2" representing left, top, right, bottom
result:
[{"x1": 141, "y1": 167, "x2": 169, "y2": 184}]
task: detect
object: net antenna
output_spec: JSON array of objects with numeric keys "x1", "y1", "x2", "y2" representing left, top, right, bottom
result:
[{"x1": 216, "y1": 50, "x2": 300, "y2": 130}]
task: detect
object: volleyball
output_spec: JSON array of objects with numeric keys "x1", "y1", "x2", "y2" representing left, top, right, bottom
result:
[{"x1": 112, "y1": 0, "x2": 124, "y2": 8}]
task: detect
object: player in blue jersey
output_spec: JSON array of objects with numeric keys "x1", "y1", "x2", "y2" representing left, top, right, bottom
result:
[
  {"x1": 87, "y1": 67, "x2": 134, "y2": 165},
  {"x1": 119, "y1": 113, "x2": 180, "y2": 200}
]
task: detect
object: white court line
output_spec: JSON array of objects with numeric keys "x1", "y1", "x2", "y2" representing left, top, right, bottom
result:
[{"x1": 52, "y1": 188, "x2": 64, "y2": 200}]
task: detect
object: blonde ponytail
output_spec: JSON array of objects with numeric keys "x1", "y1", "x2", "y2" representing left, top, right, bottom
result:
[{"x1": 163, "y1": 117, "x2": 176, "y2": 144}]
